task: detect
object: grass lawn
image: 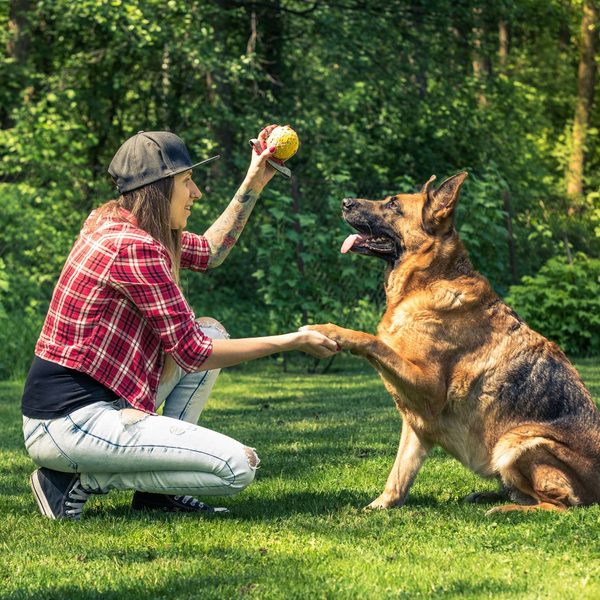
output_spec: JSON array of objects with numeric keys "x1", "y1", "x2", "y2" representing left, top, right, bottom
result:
[{"x1": 1, "y1": 355, "x2": 600, "y2": 599}]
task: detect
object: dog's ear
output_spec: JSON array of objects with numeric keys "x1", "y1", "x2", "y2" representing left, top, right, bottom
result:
[
  {"x1": 420, "y1": 175, "x2": 436, "y2": 194},
  {"x1": 429, "y1": 172, "x2": 468, "y2": 221}
]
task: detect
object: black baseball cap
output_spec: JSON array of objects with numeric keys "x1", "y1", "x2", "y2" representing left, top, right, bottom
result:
[{"x1": 108, "y1": 131, "x2": 220, "y2": 193}]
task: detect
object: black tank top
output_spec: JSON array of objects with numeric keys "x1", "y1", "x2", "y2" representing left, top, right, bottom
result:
[{"x1": 21, "y1": 356, "x2": 119, "y2": 419}]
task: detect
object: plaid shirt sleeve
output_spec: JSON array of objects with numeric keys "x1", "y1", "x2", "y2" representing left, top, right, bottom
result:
[
  {"x1": 181, "y1": 231, "x2": 211, "y2": 272},
  {"x1": 109, "y1": 240, "x2": 212, "y2": 372}
]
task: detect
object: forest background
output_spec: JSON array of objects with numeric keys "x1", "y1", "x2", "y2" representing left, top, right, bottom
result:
[{"x1": 1, "y1": 0, "x2": 600, "y2": 379}]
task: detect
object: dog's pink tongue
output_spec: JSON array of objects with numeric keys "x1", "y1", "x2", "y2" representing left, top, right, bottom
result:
[{"x1": 341, "y1": 233, "x2": 369, "y2": 254}]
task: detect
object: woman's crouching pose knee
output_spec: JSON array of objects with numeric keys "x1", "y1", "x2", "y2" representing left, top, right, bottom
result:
[{"x1": 223, "y1": 446, "x2": 260, "y2": 494}]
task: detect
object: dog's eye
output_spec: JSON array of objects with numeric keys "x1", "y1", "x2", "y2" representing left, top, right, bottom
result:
[{"x1": 387, "y1": 200, "x2": 403, "y2": 215}]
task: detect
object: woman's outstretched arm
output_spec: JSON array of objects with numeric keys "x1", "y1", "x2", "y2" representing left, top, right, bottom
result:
[{"x1": 196, "y1": 330, "x2": 340, "y2": 371}]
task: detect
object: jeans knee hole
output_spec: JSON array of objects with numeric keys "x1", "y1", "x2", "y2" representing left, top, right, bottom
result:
[
  {"x1": 196, "y1": 318, "x2": 230, "y2": 340},
  {"x1": 244, "y1": 447, "x2": 260, "y2": 470}
]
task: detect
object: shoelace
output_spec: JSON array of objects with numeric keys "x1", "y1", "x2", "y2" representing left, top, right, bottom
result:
[
  {"x1": 65, "y1": 481, "x2": 91, "y2": 519},
  {"x1": 173, "y1": 495, "x2": 211, "y2": 512},
  {"x1": 174, "y1": 495, "x2": 196, "y2": 505}
]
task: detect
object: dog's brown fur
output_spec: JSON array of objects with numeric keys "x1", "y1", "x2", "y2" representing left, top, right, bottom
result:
[{"x1": 308, "y1": 173, "x2": 600, "y2": 514}]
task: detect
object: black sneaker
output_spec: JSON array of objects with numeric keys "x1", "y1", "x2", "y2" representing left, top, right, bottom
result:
[
  {"x1": 131, "y1": 492, "x2": 230, "y2": 515},
  {"x1": 30, "y1": 468, "x2": 91, "y2": 521}
]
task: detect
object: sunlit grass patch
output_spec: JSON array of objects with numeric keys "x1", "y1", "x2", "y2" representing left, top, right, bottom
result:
[{"x1": 1, "y1": 357, "x2": 599, "y2": 599}]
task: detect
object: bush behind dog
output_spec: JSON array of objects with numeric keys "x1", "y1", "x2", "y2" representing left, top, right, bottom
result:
[{"x1": 505, "y1": 252, "x2": 600, "y2": 357}]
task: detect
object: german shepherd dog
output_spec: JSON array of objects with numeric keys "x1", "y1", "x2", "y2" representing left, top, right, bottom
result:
[{"x1": 305, "y1": 173, "x2": 600, "y2": 514}]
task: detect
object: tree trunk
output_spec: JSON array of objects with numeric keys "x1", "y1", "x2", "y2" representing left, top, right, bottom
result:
[
  {"x1": 566, "y1": 0, "x2": 599, "y2": 197},
  {"x1": 472, "y1": 7, "x2": 491, "y2": 77},
  {"x1": 450, "y1": 14, "x2": 470, "y2": 75},
  {"x1": 472, "y1": 7, "x2": 491, "y2": 104},
  {"x1": 558, "y1": 10, "x2": 572, "y2": 53},
  {"x1": 562, "y1": 229, "x2": 574, "y2": 265},
  {"x1": 7, "y1": 0, "x2": 30, "y2": 63},
  {"x1": 256, "y1": 0, "x2": 284, "y2": 101},
  {"x1": 408, "y1": 7, "x2": 427, "y2": 98},
  {"x1": 502, "y1": 191, "x2": 519, "y2": 285},
  {"x1": 161, "y1": 43, "x2": 171, "y2": 129},
  {"x1": 499, "y1": 20, "x2": 509, "y2": 72},
  {"x1": 3, "y1": 0, "x2": 30, "y2": 129},
  {"x1": 291, "y1": 174, "x2": 307, "y2": 324},
  {"x1": 206, "y1": 0, "x2": 237, "y2": 177}
]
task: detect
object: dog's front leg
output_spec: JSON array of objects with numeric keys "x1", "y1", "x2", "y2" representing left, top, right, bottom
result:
[
  {"x1": 300, "y1": 323, "x2": 375, "y2": 353},
  {"x1": 303, "y1": 323, "x2": 446, "y2": 417},
  {"x1": 367, "y1": 419, "x2": 432, "y2": 509}
]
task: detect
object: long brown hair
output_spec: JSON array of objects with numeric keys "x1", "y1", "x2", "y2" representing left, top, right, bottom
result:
[{"x1": 88, "y1": 177, "x2": 182, "y2": 285}]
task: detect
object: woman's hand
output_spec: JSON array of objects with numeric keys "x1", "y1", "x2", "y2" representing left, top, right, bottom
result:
[
  {"x1": 293, "y1": 330, "x2": 341, "y2": 358},
  {"x1": 241, "y1": 125, "x2": 279, "y2": 193}
]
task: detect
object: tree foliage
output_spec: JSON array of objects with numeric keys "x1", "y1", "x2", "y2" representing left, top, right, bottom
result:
[{"x1": 1, "y1": 0, "x2": 600, "y2": 377}]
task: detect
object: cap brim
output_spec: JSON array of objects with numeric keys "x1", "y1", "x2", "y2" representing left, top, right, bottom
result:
[{"x1": 171, "y1": 155, "x2": 220, "y2": 177}]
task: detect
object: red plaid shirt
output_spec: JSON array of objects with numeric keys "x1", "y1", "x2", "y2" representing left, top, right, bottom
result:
[{"x1": 35, "y1": 208, "x2": 213, "y2": 414}]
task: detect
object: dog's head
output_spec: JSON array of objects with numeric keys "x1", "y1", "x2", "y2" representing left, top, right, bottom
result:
[{"x1": 340, "y1": 172, "x2": 468, "y2": 265}]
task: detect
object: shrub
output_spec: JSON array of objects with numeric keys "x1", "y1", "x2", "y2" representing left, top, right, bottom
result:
[{"x1": 504, "y1": 252, "x2": 600, "y2": 357}]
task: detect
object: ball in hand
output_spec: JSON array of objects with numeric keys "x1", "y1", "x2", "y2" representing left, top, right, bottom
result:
[{"x1": 266, "y1": 126, "x2": 299, "y2": 161}]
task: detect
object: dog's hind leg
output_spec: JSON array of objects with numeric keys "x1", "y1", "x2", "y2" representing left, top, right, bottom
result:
[
  {"x1": 488, "y1": 431, "x2": 588, "y2": 514},
  {"x1": 366, "y1": 419, "x2": 433, "y2": 510}
]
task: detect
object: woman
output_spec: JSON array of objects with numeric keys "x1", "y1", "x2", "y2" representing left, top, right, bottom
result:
[{"x1": 21, "y1": 127, "x2": 339, "y2": 520}]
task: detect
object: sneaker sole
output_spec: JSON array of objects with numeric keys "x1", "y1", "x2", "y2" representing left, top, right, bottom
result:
[{"x1": 30, "y1": 470, "x2": 57, "y2": 519}]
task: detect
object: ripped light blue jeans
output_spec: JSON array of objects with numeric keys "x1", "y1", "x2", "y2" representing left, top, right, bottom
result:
[{"x1": 22, "y1": 321, "x2": 258, "y2": 496}]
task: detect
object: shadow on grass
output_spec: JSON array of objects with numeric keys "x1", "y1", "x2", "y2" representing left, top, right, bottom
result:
[
  {"x1": 85, "y1": 489, "x2": 510, "y2": 524},
  {"x1": 89, "y1": 488, "x2": 376, "y2": 521},
  {"x1": 0, "y1": 554, "x2": 532, "y2": 600}
]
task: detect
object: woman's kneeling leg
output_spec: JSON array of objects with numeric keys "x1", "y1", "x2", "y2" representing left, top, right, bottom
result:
[{"x1": 24, "y1": 401, "x2": 258, "y2": 497}]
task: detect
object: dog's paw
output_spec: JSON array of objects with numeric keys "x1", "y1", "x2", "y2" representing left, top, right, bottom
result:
[
  {"x1": 300, "y1": 323, "x2": 345, "y2": 344},
  {"x1": 485, "y1": 505, "x2": 509, "y2": 515},
  {"x1": 464, "y1": 491, "x2": 505, "y2": 504},
  {"x1": 485, "y1": 502, "x2": 567, "y2": 515},
  {"x1": 364, "y1": 496, "x2": 402, "y2": 510}
]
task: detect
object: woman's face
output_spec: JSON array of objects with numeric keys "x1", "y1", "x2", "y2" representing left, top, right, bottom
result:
[{"x1": 170, "y1": 170, "x2": 202, "y2": 230}]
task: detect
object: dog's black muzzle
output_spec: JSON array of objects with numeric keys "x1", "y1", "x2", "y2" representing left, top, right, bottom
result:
[
  {"x1": 340, "y1": 197, "x2": 402, "y2": 263},
  {"x1": 342, "y1": 197, "x2": 356, "y2": 212}
]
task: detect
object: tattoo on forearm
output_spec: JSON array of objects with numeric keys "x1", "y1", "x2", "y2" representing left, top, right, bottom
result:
[
  {"x1": 204, "y1": 187, "x2": 261, "y2": 266},
  {"x1": 235, "y1": 192, "x2": 253, "y2": 204}
]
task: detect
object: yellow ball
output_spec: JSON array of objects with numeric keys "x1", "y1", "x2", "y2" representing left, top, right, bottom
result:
[{"x1": 266, "y1": 126, "x2": 299, "y2": 161}]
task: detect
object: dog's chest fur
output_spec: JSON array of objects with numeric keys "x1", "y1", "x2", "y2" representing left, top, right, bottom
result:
[{"x1": 376, "y1": 286, "x2": 500, "y2": 476}]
